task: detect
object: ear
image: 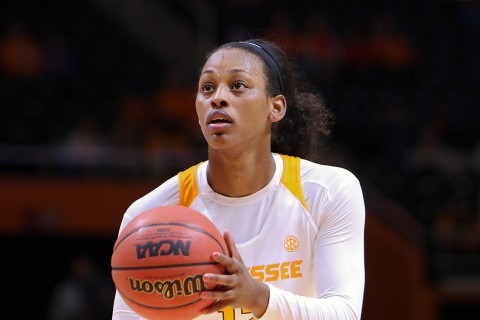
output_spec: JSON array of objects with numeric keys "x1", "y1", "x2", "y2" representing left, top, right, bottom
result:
[{"x1": 269, "y1": 95, "x2": 287, "y2": 123}]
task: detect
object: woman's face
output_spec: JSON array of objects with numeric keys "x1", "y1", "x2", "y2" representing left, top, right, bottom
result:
[{"x1": 196, "y1": 48, "x2": 274, "y2": 153}]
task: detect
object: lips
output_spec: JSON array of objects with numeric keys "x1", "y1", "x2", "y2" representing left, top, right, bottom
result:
[{"x1": 207, "y1": 110, "x2": 233, "y2": 125}]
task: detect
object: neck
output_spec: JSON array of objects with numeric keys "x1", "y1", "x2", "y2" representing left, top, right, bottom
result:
[{"x1": 206, "y1": 149, "x2": 276, "y2": 197}]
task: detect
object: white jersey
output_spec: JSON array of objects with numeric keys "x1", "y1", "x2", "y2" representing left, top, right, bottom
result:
[{"x1": 113, "y1": 153, "x2": 365, "y2": 320}]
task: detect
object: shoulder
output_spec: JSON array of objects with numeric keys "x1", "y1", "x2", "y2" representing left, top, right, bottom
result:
[
  {"x1": 300, "y1": 158, "x2": 361, "y2": 192},
  {"x1": 123, "y1": 175, "x2": 180, "y2": 222},
  {"x1": 299, "y1": 159, "x2": 365, "y2": 226}
]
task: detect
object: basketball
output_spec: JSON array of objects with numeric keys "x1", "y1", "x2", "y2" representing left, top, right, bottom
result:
[{"x1": 111, "y1": 205, "x2": 228, "y2": 320}]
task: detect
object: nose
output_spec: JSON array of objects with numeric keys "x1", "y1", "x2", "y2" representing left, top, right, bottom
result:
[{"x1": 210, "y1": 86, "x2": 229, "y2": 108}]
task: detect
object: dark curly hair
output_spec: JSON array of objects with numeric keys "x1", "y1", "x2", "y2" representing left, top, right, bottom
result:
[{"x1": 203, "y1": 39, "x2": 335, "y2": 161}]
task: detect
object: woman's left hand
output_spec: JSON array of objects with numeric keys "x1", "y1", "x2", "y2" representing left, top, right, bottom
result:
[{"x1": 200, "y1": 230, "x2": 270, "y2": 318}]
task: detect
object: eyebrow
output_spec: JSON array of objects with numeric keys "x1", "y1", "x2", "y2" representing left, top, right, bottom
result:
[{"x1": 201, "y1": 68, "x2": 252, "y2": 76}]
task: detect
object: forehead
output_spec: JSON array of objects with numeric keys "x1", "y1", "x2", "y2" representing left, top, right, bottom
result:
[{"x1": 202, "y1": 48, "x2": 265, "y2": 75}]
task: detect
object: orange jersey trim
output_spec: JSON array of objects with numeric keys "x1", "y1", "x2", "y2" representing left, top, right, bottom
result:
[
  {"x1": 178, "y1": 162, "x2": 202, "y2": 207},
  {"x1": 177, "y1": 155, "x2": 307, "y2": 210},
  {"x1": 279, "y1": 154, "x2": 308, "y2": 211}
]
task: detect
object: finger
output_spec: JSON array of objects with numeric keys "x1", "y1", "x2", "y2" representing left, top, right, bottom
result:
[
  {"x1": 223, "y1": 229, "x2": 235, "y2": 256},
  {"x1": 200, "y1": 288, "x2": 234, "y2": 301},
  {"x1": 201, "y1": 300, "x2": 234, "y2": 315},
  {"x1": 211, "y1": 251, "x2": 241, "y2": 274},
  {"x1": 223, "y1": 230, "x2": 244, "y2": 264},
  {"x1": 200, "y1": 301, "x2": 229, "y2": 314},
  {"x1": 203, "y1": 272, "x2": 237, "y2": 287},
  {"x1": 200, "y1": 294, "x2": 235, "y2": 314}
]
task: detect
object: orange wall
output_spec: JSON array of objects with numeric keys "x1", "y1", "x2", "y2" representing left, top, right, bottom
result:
[
  {"x1": 0, "y1": 176, "x2": 157, "y2": 235},
  {"x1": 363, "y1": 211, "x2": 439, "y2": 320}
]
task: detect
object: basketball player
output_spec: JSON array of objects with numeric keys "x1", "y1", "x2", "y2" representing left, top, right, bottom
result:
[{"x1": 112, "y1": 39, "x2": 365, "y2": 319}]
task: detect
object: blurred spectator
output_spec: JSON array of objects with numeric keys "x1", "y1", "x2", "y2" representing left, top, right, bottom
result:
[
  {"x1": 343, "y1": 29, "x2": 374, "y2": 69},
  {"x1": 110, "y1": 95, "x2": 151, "y2": 148},
  {"x1": 60, "y1": 116, "x2": 106, "y2": 169},
  {"x1": 0, "y1": 22, "x2": 44, "y2": 78},
  {"x1": 296, "y1": 12, "x2": 343, "y2": 83},
  {"x1": 153, "y1": 71, "x2": 197, "y2": 130},
  {"x1": 262, "y1": 9, "x2": 299, "y2": 55},
  {"x1": 24, "y1": 206, "x2": 61, "y2": 234},
  {"x1": 48, "y1": 255, "x2": 115, "y2": 320},
  {"x1": 405, "y1": 104, "x2": 471, "y2": 224},
  {"x1": 406, "y1": 104, "x2": 468, "y2": 178},
  {"x1": 369, "y1": 13, "x2": 419, "y2": 71}
]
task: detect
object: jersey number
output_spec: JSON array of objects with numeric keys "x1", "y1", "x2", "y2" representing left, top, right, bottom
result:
[{"x1": 219, "y1": 307, "x2": 253, "y2": 320}]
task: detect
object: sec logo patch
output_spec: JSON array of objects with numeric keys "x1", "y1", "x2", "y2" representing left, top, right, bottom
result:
[{"x1": 284, "y1": 235, "x2": 298, "y2": 252}]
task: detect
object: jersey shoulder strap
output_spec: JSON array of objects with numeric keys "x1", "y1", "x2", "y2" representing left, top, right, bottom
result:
[
  {"x1": 279, "y1": 154, "x2": 308, "y2": 211},
  {"x1": 177, "y1": 162, "x2": 202, "y2": 207}
]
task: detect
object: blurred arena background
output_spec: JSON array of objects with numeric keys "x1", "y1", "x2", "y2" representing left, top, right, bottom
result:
[{"x1": 0, "y1": 0, "x2": 478, "y2": 319}]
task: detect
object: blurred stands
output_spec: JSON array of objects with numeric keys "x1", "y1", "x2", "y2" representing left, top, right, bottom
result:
[{"x1": 0, "y1": 0, "x2": 479, "y2": 319}]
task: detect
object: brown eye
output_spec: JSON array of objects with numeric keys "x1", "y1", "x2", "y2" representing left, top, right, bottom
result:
[
  {"x1": 232, "y1": 81, "x2": 247, "y2": 90},
  {"x1": 202, "y1": 83, "x2": 214, "y2": 92}
]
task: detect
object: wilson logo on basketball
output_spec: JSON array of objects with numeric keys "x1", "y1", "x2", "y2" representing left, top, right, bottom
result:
[
  {"x1": 284, "y1": 236, "x2": 298, "y2": 252},
  {"x1": 128, "y1": 274, "x2": 206, "y2": 299},
  {"x1": 136, "y1": 240, "x2": 191, "y2": 259}
]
